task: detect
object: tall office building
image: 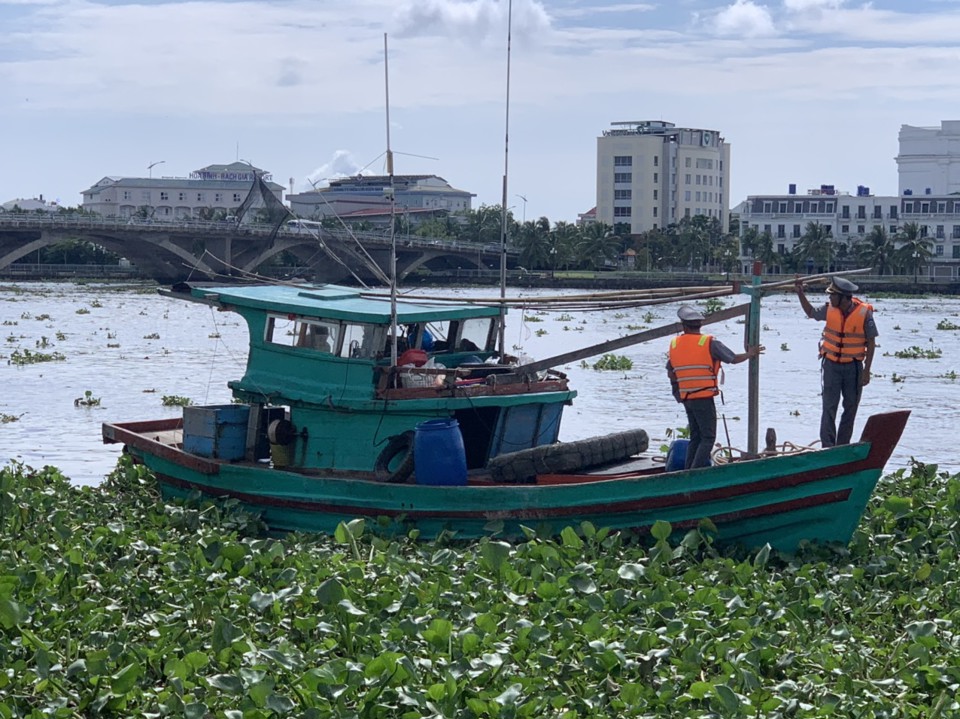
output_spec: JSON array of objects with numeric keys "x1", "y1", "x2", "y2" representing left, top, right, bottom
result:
[
  {"x1": 595, "y1": 120, "x2": 730, "y2": 234},
  {"x1": 897, "y1": 121, "x2": 960, "y2": 197}
]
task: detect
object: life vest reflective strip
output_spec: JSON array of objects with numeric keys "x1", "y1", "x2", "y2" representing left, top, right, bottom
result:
[
  {"x1": 669, "y1": 334, "x2": 719, "y2": 400},
  {"x1": 820, "y1": 298, "x2": 872, "y2": 363}
]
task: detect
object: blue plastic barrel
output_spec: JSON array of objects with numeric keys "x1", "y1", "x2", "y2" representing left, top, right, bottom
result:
[
  {"x1": 665, "y1": 439, "x2": 689, "y2": 472},
  {"x1": 414, "y1": 418, "x2": 468, "y2": 486}
]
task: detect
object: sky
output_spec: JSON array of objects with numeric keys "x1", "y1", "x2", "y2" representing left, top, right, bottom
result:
[{"x1": 2, "y1": 0, "x2": 959, "y2": 222}]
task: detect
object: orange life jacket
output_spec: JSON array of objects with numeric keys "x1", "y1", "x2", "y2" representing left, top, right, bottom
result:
[
  {"x1": 820, "y1": 297, "x2": 872, "y2": 363},
  {"x1": 669, "y1": 334, "x2": 719, "y2": 400}
]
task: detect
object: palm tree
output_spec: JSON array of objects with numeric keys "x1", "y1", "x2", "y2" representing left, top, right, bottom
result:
[
  {"x1": 854, "y1": 226, "x2": 895, "y2": 276},
  {"x1": 793, "y1": 221, "x2": 832, "y2": 273},
  {"x1": 895, "y1": 222, "x2": 934, "y2": 280},
  {"x1": 576, "y1": 222, "x2": 621, "y2": 270},
  {"x1": 513, "y1": 218, "x2": 552, "y2": 270}
]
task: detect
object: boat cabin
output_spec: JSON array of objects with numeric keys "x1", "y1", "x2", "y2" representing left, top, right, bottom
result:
[{"x1": 173, "y1": 283, "x2": 576, "y2": 475}]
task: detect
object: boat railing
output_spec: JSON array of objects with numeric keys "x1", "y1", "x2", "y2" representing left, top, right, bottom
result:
[{"x1": 375, "y1": 364, "x2": 569, "y2": 398}]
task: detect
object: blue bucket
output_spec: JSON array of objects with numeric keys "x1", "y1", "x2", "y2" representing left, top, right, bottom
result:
[
  {"x1": 414, "y1": 418, "x2": 468, "y2": 486},
  {"x1": 665, "y1": 439, "x2": 689, "y2": 472}
]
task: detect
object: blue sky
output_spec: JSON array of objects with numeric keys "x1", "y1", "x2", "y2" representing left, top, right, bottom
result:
[{"x1": 2, "y1": 0, "x2": 958, "y2": 222}]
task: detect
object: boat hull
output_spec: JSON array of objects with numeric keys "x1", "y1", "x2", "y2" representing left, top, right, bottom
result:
[{"x1": 105, "y1": 410, "x2": 909, "y2": 552}]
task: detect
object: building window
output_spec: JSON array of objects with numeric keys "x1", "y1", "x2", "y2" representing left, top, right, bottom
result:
[
  {"x1": 696, "y1": 191, "x2": 701, "y2": 202},
  {"x1": 763, "y1": 202, "x2": 772, "y2": 213},
  {"x1": 614, "y1": 189, "x2": 631, "y2": 200},
  {"x1": 794, "y1": 202, "x2": 802, "y2": 212},
  {"x1": 938, "y1": 202, "x2": 946, "y2": 213},
  {"x1": 937, "y1": 225, "x2": 945, "y2": 238},
  {"x1": 857, "y1": 225, "x2": 865, "y2": 235},
  {"x1": 162, "y1": 207, "x2": 171, "y2": 216},
  {"x1": 178, "y1": 192, "x2": 186, "y2": 201},
  {"x1": 653, "y1": 190, "x2": 658, "y2": 200},
  {"x1": 159, "y1": 192, "x2": 169, "y2": 201},
  {"x1": 653, "y1": 207, "x2": 658, "y2": 217},
  {"x1": 141, "y1": 191, "x2": 151, "y2": 202},
  {"x1": 197, "y1": 193, "x2": 204, "y2": 202},
  {"x1": 936, "y1": 245, "x2": 944, "y2": 256},
  {"x1": 685, "y1": 157, "x2": 691, "y2": 168},
  {"x1": 890, "y1": 225, "x2": 898, "y2": 235},
  {"x1": 215, "y1": 193, "x2": 223, "y2": 203},
  {"x1": 793, "y1": 225, "x2": 801, "y2": 238},
  {"x1": 841, "y1": 205, "x2": 850, "y2": 218},
  {"x1": 890, "y1": 206, "x2": 898, "y2": 219},
  {"x1": 904, "y1": 202, "x2": 913, "y2": 213},
  {"x1": 233, "y1": 193, "x2": 242, "y2": 202},
  {"x1": 614, "y1": 173, "x2": 632, "y2": 183},
  {"x1": 873, "y1": 206, "x2": 882, "y2": 219},
  {"x1": 857, "y1": 207, "x2": 866, "y2": 219},
  {"x1": 613, "y1": 207, "x2": 631, "y2": 217},
  {"x1": 764, "y1": 224, "x2": 772, "y2": 235},
  {"x1": 653, "y1": 173, "x2": 658, "y2": 183},
  {"x1": 614, "y1": 156, "x2": 632, "y2": 166},
  {"x1": 777, "y1": 224, "x2": 785, "y2": 238},
  {"x1": 684, "y1": 190, "x2": 691, "y2": 201},
  {"x1": 777, "y1": 244, "x2": 786, "y2": 254},
  {"x1": 779, "y1": 202, "x2": 787, "y2": 213},
  {"x1": 654, "y1": 156, "x2": 659, "y2": 166},
  {"x1": 841, "y1": 225, "x2": 850, "y2": 235},
  {"x1": 684, "y1": 174, "x2": 691, "y2": 184},
  {"x1": 954, "y1": 245, "x2": 960, "y2": 259},
  {"x1": 122, "y1": 191, "x2": 131, "y2": 200},
  {"x1": 953, "y1": 226, "x2": 960, "y2": 239},
  {"x1": 921, "y1": 202, "x2": 930, "y2": 213}
]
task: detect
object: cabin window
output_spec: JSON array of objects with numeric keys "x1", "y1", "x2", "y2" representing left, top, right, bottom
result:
[
  {"x1": 339, "y1": 323, "x2": 386, "y2": 359},
  {"x1": 457, "y1": 318, "x2": 495, "y2": 353},
  {"x1": 265, "y1": 315, "x2": 339, "y2": 354}
]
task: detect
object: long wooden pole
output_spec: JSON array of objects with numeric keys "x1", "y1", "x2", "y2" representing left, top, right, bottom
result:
[
  {"x1": 747, "y1": 261, "x2": 762, "y2": 455},
  {"x1": 512, "y1": 302, "x2": 750, "y2": 375}
]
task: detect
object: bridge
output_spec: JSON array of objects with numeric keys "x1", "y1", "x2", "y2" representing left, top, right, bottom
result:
[{"x1": 0, "y1": 215, "x2": 516, "y2": 284}]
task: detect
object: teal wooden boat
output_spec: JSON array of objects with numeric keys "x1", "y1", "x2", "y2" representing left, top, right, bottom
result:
[{"x1": 103, "y1": 281, "x2": 909, "y2": 551}]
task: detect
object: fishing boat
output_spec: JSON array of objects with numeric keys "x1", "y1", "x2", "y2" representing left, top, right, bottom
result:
[{"x1": 102, "y1": 278, "x2": 909, "y2": 552}]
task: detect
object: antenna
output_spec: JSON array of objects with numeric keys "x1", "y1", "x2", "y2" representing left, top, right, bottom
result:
[
  {"x1": 384, "y1": 33, "x2": 399, "y2": 368},
  {"x1": 498, "y1": 0, "x2": 514, "y2": 357}
]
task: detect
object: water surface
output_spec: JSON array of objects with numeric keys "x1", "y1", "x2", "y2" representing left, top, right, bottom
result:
[{"x1": 3, "y1": 282, "x2": 957, "y2": 485}]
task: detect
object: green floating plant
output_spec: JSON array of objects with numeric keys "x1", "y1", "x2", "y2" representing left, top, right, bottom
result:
[
  {"x1": 161, "y1": 395, "x2": 192, "y2": 407},
  {"x1": 592, "y1": 353, "x2": 633, "y2": 371}
]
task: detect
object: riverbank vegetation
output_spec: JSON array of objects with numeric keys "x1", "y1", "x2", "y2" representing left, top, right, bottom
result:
[{"x1": 2, "y1": 458, "x2": 959, "y2": 717}]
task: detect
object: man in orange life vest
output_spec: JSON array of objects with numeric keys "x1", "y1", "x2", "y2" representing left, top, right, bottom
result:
[
  {"x1": 666, "y1": 305, "x2": 764, "y2": 469},
  {"x1": 795, "y1": 276, "x2": 878, "y2": 447}
]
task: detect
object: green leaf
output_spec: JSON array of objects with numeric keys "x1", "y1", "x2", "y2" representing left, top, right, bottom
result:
[
  {"x1": 560, "y1": 526, "x2": 583, "y2": 549},
  {"x1": 714, "y1": 684, "x2": 741, "y2": 712},
  {"x1": 495, "y1": 684, "x2": 523, "y2": 706},
  {"x1": 689, "y1": 681, "x2": 712, "y2": 699},
  {"x1": 651, "y1": 520, "x2": 672, "y2": 541},
  {"x1": 480, "y1": 540, "x2": 512, "y2": 575},
  {"x1": 207, "y1": 673, "x2": 244, "y2": 695},
  {"x1": 110, "y1": 663, "x2": 141, "y2": 695},
  {"x1": 212, "y1": 616, "x2": 244, "y2": 654},
  {"x1": 617, "y1": 563, "x2": 645, "y2": 581},
  {"x1": 0, "y1": 599, "x2": 23, "y2": 629},
  {"x1": 315, "y1": 578, "x2": 345, "y2": 607}
]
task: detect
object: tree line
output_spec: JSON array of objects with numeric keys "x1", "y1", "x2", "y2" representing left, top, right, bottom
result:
[{"x1": 741, "y1": 221, "x2": 936, "y2": 277}]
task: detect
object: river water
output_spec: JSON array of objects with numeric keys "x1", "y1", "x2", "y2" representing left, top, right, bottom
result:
[{"x1": 3, "y1": 281, "x2": 958, "y2": 485}]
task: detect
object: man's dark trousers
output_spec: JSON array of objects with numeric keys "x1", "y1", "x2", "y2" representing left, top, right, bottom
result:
[
  {"x1": 683, "y1": 397, "x2": 716, "y2": 469},
  {"x1": 821, "y1": 358, "x2": 862, "y2": 447}
]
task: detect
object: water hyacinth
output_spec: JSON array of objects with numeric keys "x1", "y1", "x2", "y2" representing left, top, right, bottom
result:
[{"x1": 0, "y1": 458, "x2": 958, "y2": 717}]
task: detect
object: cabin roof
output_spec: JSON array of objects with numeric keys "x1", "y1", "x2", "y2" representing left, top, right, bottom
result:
[{"x1": 191, "y1": 284, "x2": 502, "y2": 323}]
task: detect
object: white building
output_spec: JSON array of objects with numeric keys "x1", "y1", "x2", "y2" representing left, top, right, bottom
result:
[
  {"x1": 81, "y1": 162, "x2": 284, "y2": 220},
  {"x1": 738, "y1": 185, "x2": 960, "y2": 279},
  {"x1": 287, "y1": 175, "x2": 473, "y2": 221},
  {"x1": 897, "y1": 121, "x2": 960, "y2": 196},
  {"x1": 0, "y1": 196, "x2": 60, "y2": 213},
  {"x1": 595, "y1": 120, "x2": 730, "y2": 234}
]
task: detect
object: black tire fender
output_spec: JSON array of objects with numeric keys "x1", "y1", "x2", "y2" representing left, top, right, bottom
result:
[
  {"x1": 375, "y1": 431, "x2": 415, "y2": 483},
  {"x1": 487, "y1": 429, "x2": 649, "y2": 483}
]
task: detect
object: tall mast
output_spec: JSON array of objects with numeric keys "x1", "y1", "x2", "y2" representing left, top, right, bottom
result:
[
  {"x1": 497, "y1": 0, "x2": 513, "y2": 357},
  {"x1": 384, "y1": 33, "x2": 398, "y2": 367}
]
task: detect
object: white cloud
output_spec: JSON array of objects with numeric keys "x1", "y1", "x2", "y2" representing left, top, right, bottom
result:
[
  {"x1": 713, "y1": 0, "x2": 777, "y2": 37},
  {"x1": 782, "y1": 0, "x2": 846, "y2": 11},
  {"x1": 394, "y1": 0, "x2": 551, "y2": 41}
]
